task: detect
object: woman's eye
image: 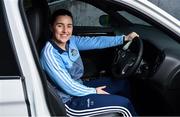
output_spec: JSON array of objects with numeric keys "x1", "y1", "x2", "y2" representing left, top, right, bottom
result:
[
  {"x1": 57, "y1": 25, "x2": 62, "y2": 27},
  {"x1": 68, "y1": 26, "x2": 72, "y2": 28}
]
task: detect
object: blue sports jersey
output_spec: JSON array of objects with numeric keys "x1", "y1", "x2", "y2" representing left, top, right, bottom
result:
[{"x1": 40, "y1": 35, "x2": 124, "y2": 103}]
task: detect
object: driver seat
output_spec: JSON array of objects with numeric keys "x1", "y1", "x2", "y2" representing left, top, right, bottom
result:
[{"x1": 26, "y1": 7, "x2": 66, "y2": 116}]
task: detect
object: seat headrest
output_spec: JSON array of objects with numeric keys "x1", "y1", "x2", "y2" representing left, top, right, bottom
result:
[{"x1": 26, "y1": 7, "x2": 44, "y2": 43}]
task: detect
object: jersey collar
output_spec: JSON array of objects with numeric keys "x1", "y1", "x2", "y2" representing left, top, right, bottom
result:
[{"x1": 50, "y1": 40, "x2": 70, "y2": 54}]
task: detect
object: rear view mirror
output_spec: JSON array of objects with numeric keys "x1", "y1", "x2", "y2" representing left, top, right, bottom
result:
[{"x1": 99, "y1": 15, "x2": 111, "y2": 26}]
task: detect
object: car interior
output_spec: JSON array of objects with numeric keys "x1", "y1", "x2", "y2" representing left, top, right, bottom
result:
[{"x1": 23, "y1": 0, "x2": 180, "y2": 116}]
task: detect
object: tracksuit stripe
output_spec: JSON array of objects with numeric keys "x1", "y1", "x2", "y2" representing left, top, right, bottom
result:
[
  {"x1": 66, "y1": 110, "x2": 126, "y2": 117},
  {"x1": 65, "y1": 104, "x2": 132, "y2": 117},
  {"x1": 66, "y1": 109, "x2": 127, "y2": 117},
  {"x1": 44, "y1": 43, "x2": 96, "y2": 96}
]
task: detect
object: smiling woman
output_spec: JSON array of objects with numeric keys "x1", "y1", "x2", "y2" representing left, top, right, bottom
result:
[
  {"x1": 40, "y1": 8, "x2": 140, "y2": 116},
  {"x1": 50, "y1": 9, "x2": 73, "y2": 50}
]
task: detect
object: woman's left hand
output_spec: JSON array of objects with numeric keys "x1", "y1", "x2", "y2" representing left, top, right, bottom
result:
[{"x1": 125, "y1": 32, "x2": 139, "y2": 41}]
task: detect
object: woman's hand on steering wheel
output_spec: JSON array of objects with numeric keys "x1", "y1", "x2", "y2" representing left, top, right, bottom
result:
[{"x1": 124, "y1": 32, "x2": 139, "y2": 42}]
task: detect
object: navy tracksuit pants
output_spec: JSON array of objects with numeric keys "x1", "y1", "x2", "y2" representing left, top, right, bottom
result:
[{"x1": 65, "y1": 77, "x2": 137, "y2": 116}]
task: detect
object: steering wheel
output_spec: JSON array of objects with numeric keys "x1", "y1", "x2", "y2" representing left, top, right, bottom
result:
[{"x1": 111, "y1": 38, "x2": 143, "y2": 78}]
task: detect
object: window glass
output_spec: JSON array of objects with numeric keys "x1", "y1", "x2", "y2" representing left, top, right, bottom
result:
[
  {"x1": 48, "y1": 0, "x2": 107, "y2": 26},
  {"x1": 0, "y1": 4, "x2": 20, "y2": 76},
  {"x1": 118, "y1": 11, "x2": 151, "y2": 26}
]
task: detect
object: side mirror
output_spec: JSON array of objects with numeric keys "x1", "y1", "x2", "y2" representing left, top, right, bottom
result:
[{"x1": 99, "y1": 15, "x2": 111, "y2": 26}]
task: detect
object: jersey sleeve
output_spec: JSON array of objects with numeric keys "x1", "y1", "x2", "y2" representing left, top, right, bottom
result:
[
  {"x1": 72, "y1": 35, "x2": 125, "y2": 50},
  {"x1": 40, "y1": 45, "x2": 96, "y2": 96}
]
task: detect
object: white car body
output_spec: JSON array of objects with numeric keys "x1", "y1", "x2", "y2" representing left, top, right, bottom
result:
[{"x1": 2, "y1": 0, "x2": 50, "y2": 116}]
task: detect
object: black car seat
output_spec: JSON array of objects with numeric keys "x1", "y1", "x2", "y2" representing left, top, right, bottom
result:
[{"x1": 26, "y1": 7, "x2": 66, "y2": 116}]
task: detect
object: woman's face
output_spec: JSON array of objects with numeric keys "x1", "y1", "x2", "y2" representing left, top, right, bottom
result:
[{"x1": 52, "y1": 15, "x2": 73, "y2": 44}]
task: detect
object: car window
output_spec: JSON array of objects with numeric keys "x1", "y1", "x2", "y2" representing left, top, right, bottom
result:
[
  {"x1": 48, "y1": 0, "x2": 107, "y2": 26},
  {"x1": 0, "y1": 6, "x2": 20, "y2": 76},
  {"x1": 118, "y1": 11, "x2": 151, "y2": 26}
]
